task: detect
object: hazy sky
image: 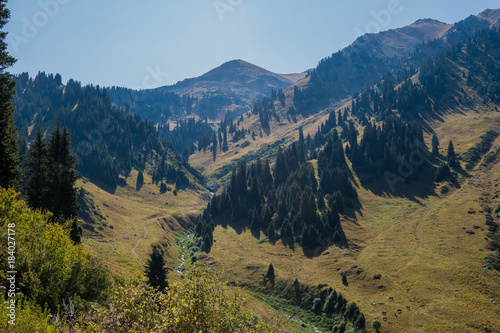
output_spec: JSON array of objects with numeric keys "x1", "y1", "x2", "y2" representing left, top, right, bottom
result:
[{"x1": 5, "y1": 0, "x2": 499, "y2": 89}]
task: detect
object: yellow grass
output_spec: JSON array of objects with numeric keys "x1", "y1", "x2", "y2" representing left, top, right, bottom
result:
[{"x1": 79, "y1": 169, "x2": 208, "y2": 277}]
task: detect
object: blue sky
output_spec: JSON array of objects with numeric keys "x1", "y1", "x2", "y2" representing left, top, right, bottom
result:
[{"x1": 5, "y1": 0, "x2": 499, "y2": 89}]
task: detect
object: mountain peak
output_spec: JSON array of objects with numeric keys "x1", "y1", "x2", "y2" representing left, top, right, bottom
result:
[
  {"x1": 350, "y1": 17, "x2": 451, "y2": 58},
  {"x1": 412, "y1": 18, "x2": 447, "y2": 25},
  {"x1": 203, "y1": 59, "x2": 275, "y2": 79},
  {"x1": 477, "y1": 8, "x2": 500, "y2": 26}
]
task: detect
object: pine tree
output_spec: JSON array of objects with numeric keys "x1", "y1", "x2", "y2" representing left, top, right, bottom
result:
[
  {"x1": 145, "y1": 245, "x2": 168, "y2": 292},
  {"x1": 447, "y1": 140, "x2": 457, "y2": 167},
  {"x1": 136, "y1": 170, "x2": 144, "y2": 191},
  {"x1": 47, "y1": 123, "x2": 79, "y2": 222},
  {"x1": 24, "y1": 124, "x2": 50, "y2": 210},
  {"x1": 0, "y1": 1, "x2": 20, "y2": 189},
  {"x1": 160, "y1": 181, "x2": 167, "y2": 194},
  {"x1": 354, "y1": 313, "x2": 366, "y2": 330},
  {"x1": 265, "y1": 263, "x2": 275, "y2": 286},
  {"x1": 212, "y1": 131, "x2": 217, "y2": 161},
  {"x1": 432, "y1": 134, "x2": 440, "y2": 156}
]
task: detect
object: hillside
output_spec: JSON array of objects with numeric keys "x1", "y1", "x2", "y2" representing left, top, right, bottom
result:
[
  {"x1": 12, "y1": 73, "x2": 211, "y2": 275},
  {"x1": 185, "y1": 23, "x2": 500, "y2": 332},
  {"x1": 279, "y1": 8, "x2": 500, "y2": 117}
]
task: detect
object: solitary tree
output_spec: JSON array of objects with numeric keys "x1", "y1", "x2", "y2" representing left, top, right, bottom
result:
[
  {"x1": 0, "y1": 0, "x2": 20, "y2": 189},
  {"x1": 372, "y1": 319, "x2": 382, "y2": 332},
  {"x1": 136, "y1": 170, "x2": 144, "y2": 191},
  {"x1": 341, "y1": 272, "x2": 348, "y2": 286},
  {"x1": 145, "y1": 245, "x2": 168, "y2": 292},
  {"x1": 447, "y1": 140, "x2": 457, "y2": 167},
  {"x1": 265, "y1": 263, "x2": 275, "y2": 286}
]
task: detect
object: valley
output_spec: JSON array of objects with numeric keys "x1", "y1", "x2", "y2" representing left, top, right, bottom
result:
[{"x1": 3, "y1": 3, "x2": 500, "y2": 332}]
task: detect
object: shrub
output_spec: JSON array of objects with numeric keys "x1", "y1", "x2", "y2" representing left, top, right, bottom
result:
[
  {"x1": 79, "y1": 267, "x2": 278, "y2": 332},
  {"x1": 0, "y1": 189, "x2": 111, "y2": 312},
  {"x1": 372, "y1": 319, "x2": 382, "y2": 331}
]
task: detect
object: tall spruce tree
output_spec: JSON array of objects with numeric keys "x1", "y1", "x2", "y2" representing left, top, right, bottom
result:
[
  {"x1": 24, "y1": 124, "x2": 50, "y2": 210},
  {"x1": 431, "y1": 134, "x2": 440, "y2": 156},
  {"x1": 145, "y1": 245, "x2": 168, "y2": 291},
  {"x1": 265, "y1": 263, "x2": 275, "y2": 286},
  {"x1": 447, "y1": 140, "x2": 457, "y2": 167},
  {"x1": 47, "y1": 123, "x2": 80, "y2": 222},
  {"x1": 0, "y1": 1, "x2": 20, "y2": 189},
  {"x1": 136, "y1": 170, "x2": 144, "y2": 191}
]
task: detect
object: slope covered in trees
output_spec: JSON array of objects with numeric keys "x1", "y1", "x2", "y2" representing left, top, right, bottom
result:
[
  {"x1": 291, "y1": 10, "x2": 500, "y2": 116},
  {"x1": 194, "y1": 130, "x2": 358, "y2": 253},
  {"x1": 13, "y1": 72, "x2": 201, "y2": 193}
]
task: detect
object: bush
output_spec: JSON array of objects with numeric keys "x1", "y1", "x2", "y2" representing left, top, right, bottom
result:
[
  {"x1": 79, "y1": 267, "x2": 278, "y2": 332},
  {"x1": 0, "y1": 295, "x2": 66, "y2": 332},
  {"x1": 372, "y1": 319, "x2": 382, "y2": 331},
  {"x1": 0, "y1": 189, "x2": 111, "y2": 312}
]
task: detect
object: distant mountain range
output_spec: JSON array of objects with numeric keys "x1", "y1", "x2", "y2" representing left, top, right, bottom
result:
[{"x1": 108, "y1": 9, "x2": 500, "y2": 123}]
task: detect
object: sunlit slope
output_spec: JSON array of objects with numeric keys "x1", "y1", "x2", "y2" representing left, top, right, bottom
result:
[
  {"x1": 195, "y1": 104, "x2": 500, "y2": 332},
  {"x1": 79, "y1": 169, "x2": 209, "y2": 276}
]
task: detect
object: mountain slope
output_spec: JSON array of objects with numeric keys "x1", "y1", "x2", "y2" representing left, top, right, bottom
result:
[
  {"x1": 188, "y1": 24, "x2": 500, "y2": 333},
  {"x1": 109, "y1": 60, "x2": 304, "y2": 122},
  {"x1": 283, "y1": 8, "x2": 500, "y2": 117}
]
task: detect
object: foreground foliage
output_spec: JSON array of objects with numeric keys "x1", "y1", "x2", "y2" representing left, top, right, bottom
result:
[
  {"x1": 0, "y1": 188, "x2": 110, "y2": 312},
  {"x1": 80, "y1": 268, "x2": 280, "y2": 333}
]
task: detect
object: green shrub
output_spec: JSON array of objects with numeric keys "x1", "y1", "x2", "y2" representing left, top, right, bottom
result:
[
  {"x1": 0, "y1": 188, "x2": 111, "y2": 312},
  {"x1": 79, "y1": 267, "x2": 278, "y2": 332}
]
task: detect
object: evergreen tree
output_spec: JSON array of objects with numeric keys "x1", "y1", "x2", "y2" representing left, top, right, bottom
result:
[
  {"x1": 341, "y1": 272, "x2": 348, "y2": 286},
  {"x1": 354, "y1": 313, "x2": 366, "y2": 330},
  {"x1": 298, "y1": 126, "x2": 304, "y2": 144},
  {"x1": 447, "y1": 140, "x2": 457, "y2": 167},
  {"x1": 145, "y1": 245, "x2": 169, "y2": 292},
  {"x1": 212, "y1": 131, "x2": 217, "y2": 161},
  {"x1": 160, "y1": 181, "x2": 167, "y2": 194},
  {"x1": 24, "y1": 124, "x2": 50, "y2": 210},
  {"x1": 222, "y1": 128, "x2": 228, "y2": 152},
  {"x1": 267, "y1": 221, "x2": 276, "y2": 238},
  {"x1": 136, "y1": 170, "x2": 144, "y2": 191},
  {"x1": 69, "y1": 218, "x2": 82, "y2": 244},
  {"x1": 47, "y1": 123, "x2": 80, "y2": 222},
  {"x1": 0, "y1": 1, "x2": 20, "y2": 189},
  {"x1": 432, "y1": 133, "x2": 440, "y2": 156},
  {"x1": 265, "y1": 263, "x2": 275, "y2": 286}
]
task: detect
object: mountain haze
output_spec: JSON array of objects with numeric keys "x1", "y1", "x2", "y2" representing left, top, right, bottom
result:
[
  {"x1": 161, "y1": 59, "x2": 304, "y2": 100},
  {"x1": 109, "y1": 60, "x2": 305, "y2": 121}
]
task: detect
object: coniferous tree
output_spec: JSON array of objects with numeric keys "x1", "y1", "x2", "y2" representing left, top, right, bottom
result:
[
  {"x1": 212, "y1": 131, "x2": 217, "y2": 161},
  {"x1": 47, "y1": 123, "x2": 80, "y2": 222},
  {"x1": 136, "y1": 170, "x2": 144, "y2": 191},
  {"x1": 447, "y1": 140, "x2": 457, "y2": 167},
  {"x1": 265, "y1": 263, "x2": 275, "y2": 286},
  {"x1": 145, "y1": 245, "x2": 168, "y2": 292},
  {"x1": 0, "y1": 1, "x2": 20, "y2": 189},
  {"x1": 24, "y1": 124, "x2": 50, "y2": 210},
  {"x1": 432, "y1": 134, "x2": 440, "y2": 156},
  {"x1": 354, "y1": 313, "x2": 366, "y2": 331}
]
